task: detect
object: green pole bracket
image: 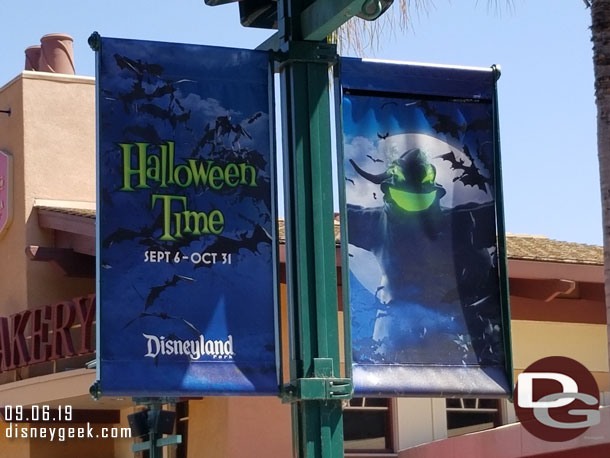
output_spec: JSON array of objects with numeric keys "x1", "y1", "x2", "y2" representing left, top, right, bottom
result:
[
  {"x1": 295, "y1": 378, "x2": 352, "y2": 401},
  {"x1": 281, "y1": 358, "x2": 353, "y2": 402},
  {"x1": 272, "y1": 41, "x2": 338, "y2": 71},
  {"x1": 130, "y1": 397, "x2": 182, "y2": 458},
  {"x1": 133, "y1": 435, "x2": 183, "y2": 452}
]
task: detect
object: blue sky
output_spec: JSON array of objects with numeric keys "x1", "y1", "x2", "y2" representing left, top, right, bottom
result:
[{"x1": 0, "y1": 0, "x2": 600, "y2": 244}]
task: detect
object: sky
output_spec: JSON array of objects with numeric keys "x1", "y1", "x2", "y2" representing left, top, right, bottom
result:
[{"x1": 0, "y1": 0, "x2": 601, "y2": 245}]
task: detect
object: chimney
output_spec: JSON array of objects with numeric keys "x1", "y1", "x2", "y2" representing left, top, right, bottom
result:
[
  {"x1": 38, "y1": 33, "x2": 75, "y2": 75},
  {"x1": 24, "y1": 45, "x2": 41, "y2": 71}
]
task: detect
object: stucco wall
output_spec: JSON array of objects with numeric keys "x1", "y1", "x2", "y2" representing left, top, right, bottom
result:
[
  {"x1": 0, "y1": 72, "x2": 96, "y2": 313},
  {"x1": 21, "y1": 72, "x2": 96, "y2": 308},
  {"x1": 0, "y1": 419, "x2": 30, "y2": 458},
  {"x1": 187, "y1": 397, "x2": 292, "y2": 458},
  {"x1": 0, "y1": 76, "x2": 28, "y2": 315}
]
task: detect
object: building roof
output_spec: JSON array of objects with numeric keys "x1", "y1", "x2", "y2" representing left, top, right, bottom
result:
[
  {"x1": 37, "y1": 206, "x2": 95, "y2": 219},
  {"x1": 36, "y1": 206, "x2": 604, "y2": 266},
  {"x1": 505, "y1": 234, "x2": 603, "y2": 266}
]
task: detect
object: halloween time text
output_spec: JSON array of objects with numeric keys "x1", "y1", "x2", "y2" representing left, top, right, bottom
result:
[{"x1": 118, "y1": 141, "x2": 259, "y2": 241}]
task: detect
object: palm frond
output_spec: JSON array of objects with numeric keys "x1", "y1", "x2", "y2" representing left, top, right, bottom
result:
[{"x1": 333, "y1": 0, "x2": 515, "y2": 56}]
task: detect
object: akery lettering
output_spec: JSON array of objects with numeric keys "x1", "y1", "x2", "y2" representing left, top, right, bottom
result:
[{"x1": 0, "y1": 295, "x2": 96, "y2": 372}]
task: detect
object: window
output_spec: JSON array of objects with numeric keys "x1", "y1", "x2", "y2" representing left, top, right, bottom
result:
[
  {"x1": 343, "y1": 397, "x2": 393, "y2": 453},
  {"x1": 446, "y1": 398, "x2": 501, "y2": 437}
]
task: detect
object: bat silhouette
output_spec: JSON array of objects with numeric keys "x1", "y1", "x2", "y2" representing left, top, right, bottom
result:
[
  {"x1": 247, "y1": 112, "x2": 263, "y2": 124},
  {"x1": 439, "y1": 148, "x2": 489, "y2": 192},
  {"x1": 438, "y1": 151, "x2": 465, "y2": 170},
  {"x1": 377, "y1": 132, "x2": 390, "y2": 140},
  {"x1": 475, "y1": 140, "x2": 493, "y2": 176},
  {"x1": 114, "y1": 54, "x2": 164, "y2": 78},
  {"x1": 366, "y1": 154, "x2": 384, "y2": 163},
  {"x1": 124, "y1": 311, "x2": 201, "y2": 336},
  {"x1": 195, "y1": 225, "x2": 271, "y2": 269},
  {"x1": 418, "y1": 101, "x2": 466, "y2": 140},
  {"x1": 231, "y1": 124, "x2": 252, "y2": 147},
  {"x1": 190, "y1": 123, "x2": 216, "y2": 157},
  {"x1": 215, "y1": 116, "x2": 233, "y2": 138},
  {"x1": 103, "y1": 212, "x2": 165, "y2": 248},
  {"x1": 103, "y1": 227, "x2": 147, "y2": 248},
  {"x1": 145, "y1": 274, "x2": 195, "y2": 309},
  {"x1": 465, "y1": 117, "x2": 492, "y2": 133},
  {"x1": 460, "y1": 145, "x2": 490, "y2": 191},
  {"x1": 432, "y1": 117, "x2": 466, "y2": 140},
  {"x1": 139, "y1": 103, "x2": 191, "y2": 128}
]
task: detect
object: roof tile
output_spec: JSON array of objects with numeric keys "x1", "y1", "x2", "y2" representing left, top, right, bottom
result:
[{"x1": 36, "y1": 207, "x2": 603, "y2": 265}]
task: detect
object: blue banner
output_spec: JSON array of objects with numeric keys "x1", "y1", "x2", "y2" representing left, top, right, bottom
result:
[
  {"x1": 95, "y1": 37, "x2": 278, "y2": 395},
  {"x1": 340, "y1": 58, "x2": 511, "y2": 397}
]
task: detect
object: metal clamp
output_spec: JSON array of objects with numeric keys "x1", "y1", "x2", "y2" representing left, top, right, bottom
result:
[
  {"x1": 282, "y1": 377, "x2": 353, "y2": 402},
  {"x1": 272, "y1": 41, "x2": 338, "y2": 71},
  {"x1": 281, "y1": 358, "x2": 353, "y2": 402}
]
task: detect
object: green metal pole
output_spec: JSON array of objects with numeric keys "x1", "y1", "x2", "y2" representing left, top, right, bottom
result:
[
  {"x1": 148, "y1": 401, "x2": 162, "y2": 458},
  {"x1": 278, "y1": 1, "x2": 346, "y2": 457}
]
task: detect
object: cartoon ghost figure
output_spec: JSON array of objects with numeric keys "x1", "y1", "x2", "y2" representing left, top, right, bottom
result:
[{"x1": 347, "y1": 148, "x2": 497, "y2": 309}]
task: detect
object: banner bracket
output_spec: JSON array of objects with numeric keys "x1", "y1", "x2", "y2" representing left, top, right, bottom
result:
[
  {"x1": 272, "y1": 41, "x2": 337, "y2": 71},
  {"x1": 281, "y1": 378, "x2": 353, "y2": 402},
  {"x1": 88, "y1": 32, "x2": 101, "y2": 52}
]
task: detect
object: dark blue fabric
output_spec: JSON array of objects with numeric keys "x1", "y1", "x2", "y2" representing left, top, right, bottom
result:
[
  {"x1": 96, "y1": 37, "x2": 278, "y2": 396},
  {"x1": 341, "y1": 57, "x2": 496, "y2": 100}
]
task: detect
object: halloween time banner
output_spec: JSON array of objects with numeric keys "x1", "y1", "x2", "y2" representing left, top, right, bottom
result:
[
  {"x1": 340, "y1": 58, "x2": 512, "y2": 397},
  {"x1": 95, "y1": 37, "x2": 278, "y2": 395}
]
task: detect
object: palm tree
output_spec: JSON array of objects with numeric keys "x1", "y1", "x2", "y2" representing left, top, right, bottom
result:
[
  {"x1": 335, "y1": 0, "x2": 514, "y2": 54},
  {"x1": 590, "y1": 0, "x2": 610, "y2": 394}
]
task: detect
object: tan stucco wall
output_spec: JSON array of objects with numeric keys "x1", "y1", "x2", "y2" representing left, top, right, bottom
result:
[
  {"x1": 0, "y1": 419, "x2": 30, "y2": 458},
  {"x1": 226, "y1": 397, "x2": 292, "y2": 458},
  {"x1": 28, "y1": 423, "x2": 115, "y2": 458},
  {"x1": 187, "y1": 396, "x2": 292, "y2": 458},
  {"x1": 0, "y1": 72, "x2": 96, "y2": 313},
  {"x1": 22, "y1": 72, "x2": 96, "y2": 307},
  {"x1": 189, "y1": 398, "x2": 230, "y2": 458},
  {"x1": 511, "y1": 319, "x2": 610, "y2": 391},
  {"x1": 0, "y1": 76, "x2": 27, "y2": 315},
  {"x1": 113, "y1": 407, "x2": 135, "y2": 458}
]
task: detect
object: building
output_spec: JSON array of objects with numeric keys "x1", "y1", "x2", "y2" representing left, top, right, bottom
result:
[{"x1": 0, "y1": 35, "x2": 608, "y2": 458}]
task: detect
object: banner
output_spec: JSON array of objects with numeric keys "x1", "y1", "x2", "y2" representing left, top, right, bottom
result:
[
  {"x1": 95, "y1": 37, "x2": 278, "y2": 395},
  {"x1": 340, "y1": 58, "x2": 512, "y2": 396}
]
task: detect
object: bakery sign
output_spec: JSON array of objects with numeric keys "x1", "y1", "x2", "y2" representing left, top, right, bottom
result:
[
  {"x1": 0, "y1": 150, "x2": 13, "y2": 238},
  {"x1": 0, "y1": 294, "x2": 96, "y2": 373}
]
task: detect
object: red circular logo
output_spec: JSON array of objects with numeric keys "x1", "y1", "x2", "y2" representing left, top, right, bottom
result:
[{"x1": 514, "y1": 356, "x2": 600, "y2": 442}]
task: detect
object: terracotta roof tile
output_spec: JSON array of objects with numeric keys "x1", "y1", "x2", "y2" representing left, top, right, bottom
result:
[
  {"x1": 505, "y1": 234, "x2": 603, "y2": 265},
  {"x1": 36, "y1": 207, "x2": 603, "y2": 266}
]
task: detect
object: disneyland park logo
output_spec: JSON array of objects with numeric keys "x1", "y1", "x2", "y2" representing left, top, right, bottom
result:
[{"x1": 143, "y1": 333, "x2": 235, "y2": 360}]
